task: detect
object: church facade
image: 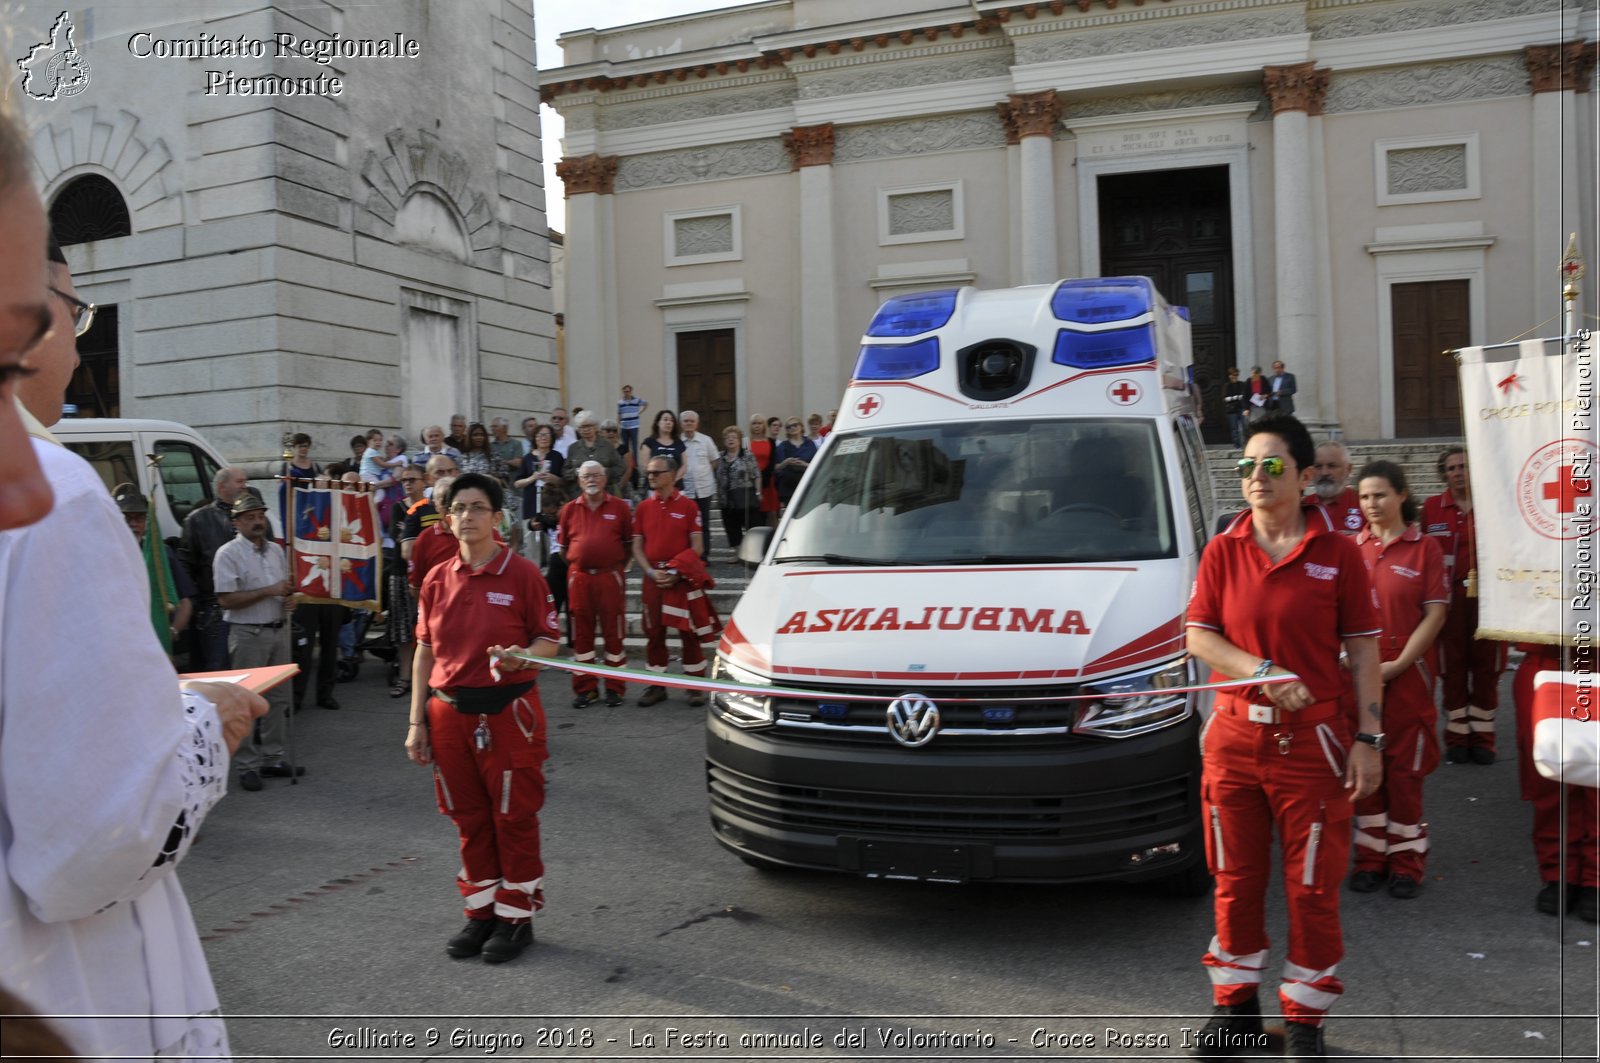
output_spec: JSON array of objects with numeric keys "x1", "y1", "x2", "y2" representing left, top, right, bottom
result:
[{"x1": 542, "y1": 0, "x2": 1595, "y2": 441}]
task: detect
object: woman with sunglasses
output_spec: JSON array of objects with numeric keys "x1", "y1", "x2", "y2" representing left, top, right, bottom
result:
[
  {"x1": 1184, "y1": 413, "x2": 1383, "y2": 1061},
  {"x1": 1347, "y1": 460, "x2": 1447, "y2": 901}
]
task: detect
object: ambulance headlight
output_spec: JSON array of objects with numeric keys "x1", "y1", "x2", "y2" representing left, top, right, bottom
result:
[
  {"x1": 710, "y1": 655, "x2": 774, "y2": 728},
  {"x1": 1074, "y1": 659, "x2": 1192, "y2": 738}
]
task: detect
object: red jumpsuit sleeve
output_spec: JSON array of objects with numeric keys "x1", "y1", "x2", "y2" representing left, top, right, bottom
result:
[
  {"x1": 1186, "y1": 542, "x2": 1225, "y2": 633},
  {"x1": 1421, "y1": 536, "x2": 1449, "y2": 606},
  {"x1": 1333, "y1": 536, "x2": 1381, "y2": 639}
]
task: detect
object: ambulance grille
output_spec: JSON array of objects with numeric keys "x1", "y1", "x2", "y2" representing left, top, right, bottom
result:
[
  {"x1": 708, "y1": 765, "x2": 1193, "y2": 842},
  {"x1": 769, "y1": 685, "x2": 1082, "y2": 750}
]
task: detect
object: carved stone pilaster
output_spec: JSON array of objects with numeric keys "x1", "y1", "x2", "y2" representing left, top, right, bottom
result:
[
  {"x1": 782, "y1": 123, "x2": 835, "y2": 169},
  {"x1": 998, "y1": 90, "x2": 1062, "y2": 142},
  {"x1": 555, "y1": 153, "x2": 619, "y2": 196},
  {"x1": 1524, "y1": 41, "x2": 1597, "y2": 93},
  {"x1": 1264, "y1": 62, "x2": 1331, "y2": 116}
]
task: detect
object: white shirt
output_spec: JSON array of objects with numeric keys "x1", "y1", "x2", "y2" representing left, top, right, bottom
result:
[
  {"x1": 679, "y1": 432, "x2": 719, "y2": 500},
  {"x1": 0, "y1": 438, "x2": 231, "y2": 1060},
  {"x1": 213, "y1": 534, "x2": 289, "y2": 624},
  {"x1": 553, "y1": 425, "x2": 577, "y2": 458}
]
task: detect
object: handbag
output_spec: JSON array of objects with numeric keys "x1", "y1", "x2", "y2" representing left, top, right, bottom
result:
[{"x1": 1532, "y1": 670, "x2": 1600, "y2": 789}]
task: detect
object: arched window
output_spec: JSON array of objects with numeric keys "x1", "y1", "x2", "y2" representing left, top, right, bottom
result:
[
  {"x1": 49, "y1": 174, "x2": 131, "y2": 245},
  {"x1": 394, "y1": 188, "x2": 470, "y2": 262}
]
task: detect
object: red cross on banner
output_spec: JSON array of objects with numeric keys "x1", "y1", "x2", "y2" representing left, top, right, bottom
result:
[{"x1": 1542, "y1": 465, "x2": 1593, "y2": 514}]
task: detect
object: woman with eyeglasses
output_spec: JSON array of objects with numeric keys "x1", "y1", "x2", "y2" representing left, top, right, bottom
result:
[
  {"x1": 640, "y1": 409, "x2": 684, "y2": 484},
  {"x1": 1184, "y1": 413, "x2": 1383, "y2": 1061},
  {"x1": 715, "y1": 425, "x2": 761, "y2": 551},
  {"x1": 1347, "y1": 460, "x2": 1447, "y2": 902},
  {"x1": 772, "y1": 417, "x2": 816, "y2": 509}
]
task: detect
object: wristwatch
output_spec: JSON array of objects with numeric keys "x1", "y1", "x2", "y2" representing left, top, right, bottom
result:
[{"x1": 1354, "y1": 732, "x2": 1386, "y2": 752}]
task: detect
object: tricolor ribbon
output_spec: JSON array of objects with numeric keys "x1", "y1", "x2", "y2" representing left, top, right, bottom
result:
[{"x1": 489, "y1": 649, "x2": 1300, "y2": 704}]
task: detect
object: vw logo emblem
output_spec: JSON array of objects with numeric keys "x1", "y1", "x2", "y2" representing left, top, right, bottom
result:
[{"x1": 886, "y1": 694, "x2": 940, "y2": 748}]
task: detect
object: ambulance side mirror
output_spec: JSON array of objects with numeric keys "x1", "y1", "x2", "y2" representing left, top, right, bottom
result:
[{"x1": 737, "y1": 526, "x2": 772, "y2": 566}]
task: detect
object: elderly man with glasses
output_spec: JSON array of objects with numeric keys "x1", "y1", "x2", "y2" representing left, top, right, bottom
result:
[
  {"x1": 559, "y1": 461, "x2": 634, "y2": 708},
  {"x1": 631, "y1": 456, "x2": 719, "y2": 707}
]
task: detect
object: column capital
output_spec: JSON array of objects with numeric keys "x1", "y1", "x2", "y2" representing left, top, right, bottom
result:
[
  {"x1": 1524, "y1": 41, "x2": 1596, "y2": 94},
  {"x1": 783, "y1": 123, "x2": 835, "y2": 169},
  {"x1": 997, "y1": 90, "x2": 1061, "y2": 144},
  {"x1": 1263, "y1": 62, "x2": 1330, "y2": 116},
  {"x1": 555, "y1": 153, "x2": 619, "y2": 196}
]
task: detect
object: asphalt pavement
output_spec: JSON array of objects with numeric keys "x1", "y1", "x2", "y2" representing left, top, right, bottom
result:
[{"x1": 175, "y1": 633, "x2": 1599, "y2": 1063}]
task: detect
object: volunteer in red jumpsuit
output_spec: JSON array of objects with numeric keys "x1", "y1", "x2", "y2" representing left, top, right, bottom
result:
[
  {"x1": 1186, "y1": 414, "x2": 1383, "y2": 1062},
  {"x1": 1513, "y1": 642, "x2": 1600, "y2": 922},
  {"x1": 558, "y1": 460, "x2": 633, "y2": 709},
  {"x1": 404, "y1": 473, "x2": 559, "y2": 964},
  {"x1": 1420, "y1": 446, "x2": 1506, "y2": 763},
  {"x1": 632, "y1": 454, "x2": 708, "y2": 708},
  {"x1": 1348, "y1": 461, "x2": 1448, "y2": 900}
]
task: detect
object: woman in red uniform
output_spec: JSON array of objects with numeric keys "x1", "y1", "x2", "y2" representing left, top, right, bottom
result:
[
  {"x1": 404, "y1": 473, "x2": 560, "y2": 964},
  {"x1": 1186, "y1": 414, "x2": 1383, "y2": 1062},
  {"x1": 1348, "y1": 461, "x2": 1448, "y2": 900}
]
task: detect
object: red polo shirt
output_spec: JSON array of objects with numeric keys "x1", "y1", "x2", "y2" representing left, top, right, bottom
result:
[
  {"x1": 1356, "y1": 525, "x2": 1449, "y2": 664},
  {"x1": 1188, "y1": 505, "x2": 1381, "y2": 704},
  {"x1": 558, "y1": 493, "x2": 633, "y2": 570},
  {"x1": 635, "y1": 489, "x2": 701, "y2": 565},
  {"x1": 1306, "y1": 486, "x2": 1363, "y2": 536},
  {"x1": 415, "y1": 546, "x2": 559, "y2": 690},
  {"x1": 1420, "y1": 490, "x2": 1474, "y2": 593}
]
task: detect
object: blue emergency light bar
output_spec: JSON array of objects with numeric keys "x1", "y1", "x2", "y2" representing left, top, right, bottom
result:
[
  {"x1": 865, "y1": 289, "x2": 959, "y2": 337},
  {"x1": 1050, "y1": 278, "x2": 1153, "y2": 325},
  {"x1": 854, "y1": 336, "x2": 940, "y2": 380},
  {"x1": 1051, "y1": 323, "x2": 1156, "y2": 369}
]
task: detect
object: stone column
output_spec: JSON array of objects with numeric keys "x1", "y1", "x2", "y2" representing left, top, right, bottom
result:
[
  {"x1": 554, "y1": 153, "x2": 620, "y2": 411},
  {"x1": 1525, "y1": 42, "x2": 1596, "y2": 325},
  {"x1": 1263, "y1": 63, "x2": 1329, "y2": 421},
  {"x1": 999, "y1": 91, "x2": 1062, "y2": 285},
  {"x1": 784, "y1": 123, "x2": 839, "y2": 417}
]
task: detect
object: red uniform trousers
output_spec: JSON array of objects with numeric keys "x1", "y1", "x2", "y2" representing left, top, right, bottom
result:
[
  {"x1": 427, "y1": 693, "x2": 548, "y2": 923},
  {"x1": 1514, "y1": 647, "x2": 1600, "y2": 888},
  {"x1": 1352, "y1": 661, "x2": 1439, "y2": 880},
  {"x1": 1201, "y1": 701, "x2": 1354, "y2": 1025},
  {"x1": 640, "y1": 578, "x2": 707, "y2": 676},
  {"x1": 567, "y1": 566, "x2": 628, "y2": 697},
  {"x1": 1439, "y1": 595, "x2": 1507, "y2": 752}
]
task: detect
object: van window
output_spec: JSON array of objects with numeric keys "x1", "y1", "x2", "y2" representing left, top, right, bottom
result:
[
  {"x1": 1172, "y1": 414, "x2": 1212, "y2": 553},
  {"x1": 774, "y1": 419, "x2": 1176, "y2": 565},
  {"x1": 154, "y1": 440, "x2": 220, "y2": 522},
  {"x1": 63, "y1": 439, "x2": 138, "y2": 496}
]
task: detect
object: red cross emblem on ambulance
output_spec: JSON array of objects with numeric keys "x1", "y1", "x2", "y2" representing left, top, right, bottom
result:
[
  {"x1": 1107, "y1": 379, "x2": 1142, "y2": 405},
  {"x1": 855, "y1": 393, "x2": 883, "y2": 418}
]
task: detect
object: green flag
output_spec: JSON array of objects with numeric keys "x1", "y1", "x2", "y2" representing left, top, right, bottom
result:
[{"x1": 144, "y1": 490, "x2": 178, "y2": 652}]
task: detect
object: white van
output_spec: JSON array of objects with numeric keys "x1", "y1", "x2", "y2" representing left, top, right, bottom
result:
[
  {"x1": 706, "y1": 278, "x2": 1218, "y2": 890},
  {"x1": 51, "y1": 418, "x2": 231, "y2": 541}
]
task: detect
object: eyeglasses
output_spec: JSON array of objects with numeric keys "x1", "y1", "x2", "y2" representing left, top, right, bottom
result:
[
  {"x1": 646, "y1": 469, "x2": 672, "y2": 477},
  {"x1": 1236, "y1": 456, "x2": 1288, "y2": 479},
  {"x1": 400, "y1": 476, "x2": 424, "y2": 484},
  {"x1": 50, "y1": 287, "x2": 95, "y2": 338},
  {"x1": 448, "y1": 502, "x2": 495, "y2": 517}
]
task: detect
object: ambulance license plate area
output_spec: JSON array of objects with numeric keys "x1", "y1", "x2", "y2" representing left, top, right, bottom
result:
[{"x1": 844, "y1": 838, "x2": 981, "y2": 883}]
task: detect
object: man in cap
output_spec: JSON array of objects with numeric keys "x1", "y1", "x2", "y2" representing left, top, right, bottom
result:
[
  {"x1": 113, "y1": 482, "x2": 194, "y2": 651},
  {"x1": 212, "y1": 494, "x2": 304, "y2": 791},
  {"x1": 179, "y1": 465, "x2": 257, "y2": 670}
]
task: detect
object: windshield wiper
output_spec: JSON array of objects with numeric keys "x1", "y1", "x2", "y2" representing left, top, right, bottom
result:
[{"x1": 771, "y1": 553, "x2": 900, "y2": 566}]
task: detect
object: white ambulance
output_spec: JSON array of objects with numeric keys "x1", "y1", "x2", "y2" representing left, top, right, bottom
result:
[{"x1": 706, "y1": 277, "x2": 1218, "y2": 890}]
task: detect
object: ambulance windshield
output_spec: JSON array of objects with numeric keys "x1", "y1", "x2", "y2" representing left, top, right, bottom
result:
[{"x1": 773, "y1": 420, "x2": 1176, "y2": 565}]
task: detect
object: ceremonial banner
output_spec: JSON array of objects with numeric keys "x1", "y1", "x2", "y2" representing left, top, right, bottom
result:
[
  {"x1": 1458, "y1": 334, "x2": 1597, "y2": 644},
  {"x1": 288, "y1": 482, "x2": 382, "y2": 610}
]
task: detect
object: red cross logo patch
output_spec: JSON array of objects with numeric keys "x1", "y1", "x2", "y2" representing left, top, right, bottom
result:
[
  {"x1": 1517, "y1": 438, "x2": 1598, "y2": 540},
  {"x1": 1107, "y1": 379, "x2": 1142, "y2": 406},
  {"x1": 854, "y1": 392, "x2": 883, "y2": 419}
]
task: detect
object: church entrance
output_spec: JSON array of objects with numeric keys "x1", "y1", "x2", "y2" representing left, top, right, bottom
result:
[{"x1": 1098, "y1": 165, "x2": 1234, "y2": 443}]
